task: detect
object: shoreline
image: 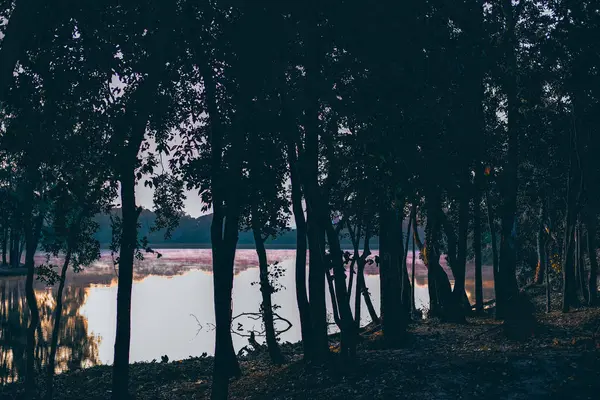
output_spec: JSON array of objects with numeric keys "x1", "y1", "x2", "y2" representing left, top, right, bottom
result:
[{"x1": 3, "y1": 286, "x2": 600, "y2": 399}]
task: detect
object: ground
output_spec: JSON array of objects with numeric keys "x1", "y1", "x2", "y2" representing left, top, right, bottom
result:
[{"x1": 2, "y1": 286, "x2": 600, "y2": 399}]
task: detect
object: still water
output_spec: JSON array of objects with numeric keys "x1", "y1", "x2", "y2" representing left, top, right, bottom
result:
[{"x1": 0, "y1": 249, "x2": 494, "y2": 382}]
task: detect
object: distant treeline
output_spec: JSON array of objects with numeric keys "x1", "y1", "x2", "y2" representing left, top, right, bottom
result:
[{"x1": 94, "y1": 208, "x2": 427, "y2": 249}]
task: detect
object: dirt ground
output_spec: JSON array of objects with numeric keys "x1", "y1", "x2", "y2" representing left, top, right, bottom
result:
[{"x1": 2, "y1": 286, "x2": 600, "y2": 399}]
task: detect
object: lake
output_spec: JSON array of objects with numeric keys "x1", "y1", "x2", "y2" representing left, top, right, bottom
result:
[{"x1": 0, "y1": 249, "x2": 494, "y2": 383}]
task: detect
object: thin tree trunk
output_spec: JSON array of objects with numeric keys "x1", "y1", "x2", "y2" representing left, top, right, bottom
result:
[
  {"x1": 578, "y1": 222, "x2": 589, "y2": 304},
  {"x1": 24, "y1": 205, "x2": 43, "y2": 399},
  {"x1": 453, "y1": 191, "x2": 469, "y2": 321},
  {"x1": 45, "y1": 247, "x2": 73, "y2": 400},
  {"x1": 325, "y1": 267, "x2": 341, "y2": 328},
  {"x1": 473, "y1": 188, "x2": 484, "y2": 314},
  {"x1": 323, "y1": 218, "x2": 356, "y2": 358},
  {"x1": 485, "y1": 190, "x2": 499, "y2": 307},
  {"x1": 2, "y1": 227, "x2": 7, "y2": 265},
  {"x1": 535, "y1": 202, "x2": 547, "y2": 285},
  {"x1": 19, "y1": 236, "x2": 25, "y2": 266},
  {"x1": 252, "y1": 225, "x2": 284, "y2": 365},
  {"x1": 359, "y1": 271, "x2": 379, "y2": 325},
  {"x1": 587, "y1": 212, "x2": 598, "y2": 306},
  {"x1": 562, "y1": 128, "x2": 582, "y2": 313},
  {"x1": 9, "y1": 228, "x2": 15, "y2": 267},
  {"x1": 346, "y1": 258, "x2": 356, "y2": 300},
  {"x1": 349, "y1": 221, "x2": 371, "y2": 329},
  {"x1": 402, "y1": 209, "x2": 414, "y2": 313},
  {"x1": 411, "y1": 223, "x2": 417, "y2": 317},
  {"x1": 286, "y1": 140, "x2": 313, "y2": 358},
  {"x1": 546, "y1": 240, "x2": 551, "y2": 313}
]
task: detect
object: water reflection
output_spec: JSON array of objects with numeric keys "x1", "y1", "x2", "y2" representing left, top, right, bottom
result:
[
  {"x1": 0, "y1": 279, "x2": 100, "y2": 384},
  {"x1": 1, "y1": 249, "x2": 494, "y2": 383}
]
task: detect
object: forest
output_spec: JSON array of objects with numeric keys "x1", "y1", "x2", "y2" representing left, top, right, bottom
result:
[{"x1": 1, "y1": 0, "x2": 600, "y2": 399}]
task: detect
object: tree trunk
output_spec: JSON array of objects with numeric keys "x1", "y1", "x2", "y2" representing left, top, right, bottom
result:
[
  {"x1": 18, "y1": 236, "x2": 25, "y2": 265},
  {"x1": 535, "y1": 202, "x2": 547, "y2": 285},
  {"x1": 305, "y1": 208, "x2": 329, "y2": 360},
  {"x1": 402, "y1": 209, "x2": 414, "y2": 313},
  {"x1": 562, "y1": 130, "x2": 582, "y2": 313},
  {"x1": 325, "y1": 267, "x2": 342, "y2": 329},
  {"x1": 2, "y1": 227, "x2": 7, "y2": 265},
  {"x1": 286, "y1": 140, "x2": 313, "y2": 358},
  {"x1": 546, "y1": 239, "x2": 551, "y2": 313},
  {"x1": 577, "y1": 222, "x2": 589, "y2": 304},
  {"x1": 349, "y1": 221, "x2": 372, "y2": 329},
  {"x1": 485, "y1": 190, "x2": 499, "y2": 303},
  {"x1": 587, "y1": 212, "x2": 598, "y2": 306},
  {"x1": 473, "y1": 188, "x2": 484, "y2": 314},
  {"x1": 45, "y1": 248, "x2": 73, "y2": 400},
  {"x1": 453, "y1": 191, "x2": 469, "y2": 321},
  {"x1": 112, "y1": 170, "x2": 137, "y2": 399},
  {"x1": 496, "y1": 0, "x2": 523, "y2": 321},
  {"x1": 9, "y1": 228, "x2": 15, "y2": 267},
  {"x1": 379, "y1": 203, "x2": 407, "y2": 347},
  {"x1": 205, "y1": 92, "x2": 243, "y2": 400},
  {"x1": 359, "y1": 272, "x2": 379, "y2": 326},
  {"x1": 24, "y1": 224, "x2": 40, "y2": 399},
  {"x1": 252, "y1": 226, "x2": 284, "y2": 365},
  {"x1": 425, "y1": 192, "x2": 454, "y2": 319},
  {"x1": 323, "y1": 219, "x2": 356, "y2": 358},
  {"x1": 411, "y1": 223, "x2": 417, "y2": 317}
]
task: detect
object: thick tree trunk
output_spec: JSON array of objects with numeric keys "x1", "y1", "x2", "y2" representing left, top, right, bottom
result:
[
  {"x1": 425, "y1": 192, "x2": 454, "y2": 319},
  {"x1": 440, "y1": 211, "x2": 470, "y2": 316},
  {"x1": 587, "y1": 213, "x2": 598, "y2": 306},
  {"x1": 473, "y1": 189, "x2": 484, "y2": 314},
  {"x1": 45, "y1": 248, "x2": 73, "y2": 400},
  {"x1": 379, "y1": 203, "x2": 407, "y2": 347},
  {"x1": 212, "y1": 233, "x2": 242, "y2": 400},
  {"x1": 207, "y1": 98, "x2": 243, "y2": 400},
  {"x1": 112, "y1": 170, "x2": 137, "y2": 399},
  {"x1": 497, "y1": 0, "x2": 523, "y2": 321},
  {"x1": 305, "y1": 209, "x2": 329, "y2": 359}
]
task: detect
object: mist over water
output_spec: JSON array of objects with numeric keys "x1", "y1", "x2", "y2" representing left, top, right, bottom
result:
[{"x1": 0, "y1": 249, "x2": 494, "y2": 382}]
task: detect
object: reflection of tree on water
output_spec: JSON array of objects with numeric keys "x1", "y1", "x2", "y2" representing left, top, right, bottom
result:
[{"x1": 0, "y1": 279, "x2": 100, "y2": 383}]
